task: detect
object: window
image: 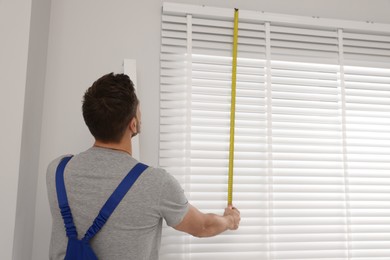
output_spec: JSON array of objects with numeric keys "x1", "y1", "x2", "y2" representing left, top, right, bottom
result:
[{"x1": 159, "y1": 3, "x2": 390, "y2": 259}]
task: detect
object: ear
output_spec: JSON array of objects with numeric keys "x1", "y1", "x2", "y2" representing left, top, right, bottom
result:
[{"x1": 129, "y1": 117, "x2": 137, "y2": 134}]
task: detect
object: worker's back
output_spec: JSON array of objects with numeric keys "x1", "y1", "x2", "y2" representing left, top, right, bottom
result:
[{"x1": 46, "y1": 146, "x2": 189, "y2": 260}]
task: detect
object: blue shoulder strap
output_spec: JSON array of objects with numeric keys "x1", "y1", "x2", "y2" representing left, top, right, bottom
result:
[
  {"x1": 83, "y1": 162, "x2": 148, "y2": 241},
  {"x1": 55, "y1": 155, "x2": 77, "y2": 238},
  {"x1": 55, "y1": 156, "x2": 148, "y2": 242}
]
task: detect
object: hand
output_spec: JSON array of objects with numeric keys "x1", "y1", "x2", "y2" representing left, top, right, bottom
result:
[{"x1": 224, "y1": 205, "x2": 241, "y2": 230}]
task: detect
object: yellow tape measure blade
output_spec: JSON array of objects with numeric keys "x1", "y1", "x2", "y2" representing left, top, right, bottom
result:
[{"x1": 228, "y1": 8, "x2": 239, "y2": 206}]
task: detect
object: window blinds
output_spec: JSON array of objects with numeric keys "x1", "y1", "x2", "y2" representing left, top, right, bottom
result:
[{"x1": 159, "y1": 3, "x2": 390, "y2": 260}]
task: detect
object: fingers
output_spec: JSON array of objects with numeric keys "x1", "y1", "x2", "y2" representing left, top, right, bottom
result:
[
  {"x1": 232, "y1": 207, "x2": 240, "y2": 214},
  {"x1": 225, "y1": 205, "x2": 241, "y2": 230},
  {"x1": 233, "y1": 209, "x2": 241, "y2": 229},
  {"x1": 227, "y1": 206, "x2": 240, "y2": 216}
]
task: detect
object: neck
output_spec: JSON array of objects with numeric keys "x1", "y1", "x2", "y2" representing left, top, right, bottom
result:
[{"x1": 94, "y1": 138, "x2": 132, "y2": 155}]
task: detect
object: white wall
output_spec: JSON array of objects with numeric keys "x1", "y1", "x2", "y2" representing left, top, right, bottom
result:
[
  {"x1": 32, "y1": 1, "x2": 162, "y2": 259},
  {"x1": 1, "y1": 0, "x2": 387, "y2": 259},
  {"x1": 0, "y1": 1, "x2": 32, "y2": 259},
  {"x1": 12, "y1": 0, "x2": 52, "y2": 259}
]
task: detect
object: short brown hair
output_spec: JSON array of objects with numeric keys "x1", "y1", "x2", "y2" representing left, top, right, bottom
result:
[{"x1": 82, "y1": 73, "x2": 138, "y2": 142}]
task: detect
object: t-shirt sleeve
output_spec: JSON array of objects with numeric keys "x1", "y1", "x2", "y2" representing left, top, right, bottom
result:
[{"x1": 158, "y1": 171, "x2": 190, "y2": 227}]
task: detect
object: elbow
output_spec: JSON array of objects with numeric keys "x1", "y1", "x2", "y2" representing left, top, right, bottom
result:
[
  {"x1": 193, "y1": 234, "x2": 207, "y2": 238},
  {"x1": 190, "y1": 218, "x2": 215, "y2": 238},
  {"x1": 191, "y1": 218, "x2": 220, "y2": 238},
  {"x1": 191, "y1": 225, "x2": 208, "y2": 238}
]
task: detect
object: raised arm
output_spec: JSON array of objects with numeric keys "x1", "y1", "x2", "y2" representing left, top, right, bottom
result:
[{"x1": 174, "y1": 204, "x2": 240, "y2": 238}]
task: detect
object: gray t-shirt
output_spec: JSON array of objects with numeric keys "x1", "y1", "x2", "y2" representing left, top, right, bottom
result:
[{"x1": 46, "y1": 146, "x2": 189, "y2": 260}]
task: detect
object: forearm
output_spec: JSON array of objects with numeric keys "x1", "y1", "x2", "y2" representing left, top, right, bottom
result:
[
  {"x1": 195, "y1": 213, "x2": 233, "y2": 238},
  {"x1": 174, "y1": 204, "x2": 240, "y2": 238}
]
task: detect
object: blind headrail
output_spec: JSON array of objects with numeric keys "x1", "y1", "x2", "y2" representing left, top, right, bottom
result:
[{"x1": 163, "y1": 2, "x2": 390, "y2": 34}]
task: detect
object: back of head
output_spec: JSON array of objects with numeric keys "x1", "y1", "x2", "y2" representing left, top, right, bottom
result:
[{"x1": 82, "y1": 73, "x2": 138, "y2": 143}]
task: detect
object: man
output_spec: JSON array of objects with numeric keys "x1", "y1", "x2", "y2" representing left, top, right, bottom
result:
[{"x1": 47, "y1": 72, "x2": 241, "y2": 259}]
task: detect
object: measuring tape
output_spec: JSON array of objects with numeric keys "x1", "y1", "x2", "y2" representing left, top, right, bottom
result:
[{"x1": 228, "y1": 8, "x2": 239, "y2": 206}]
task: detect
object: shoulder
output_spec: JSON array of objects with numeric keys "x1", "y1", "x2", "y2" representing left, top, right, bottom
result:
[
  {"x1": 46, "y1": 154, "x2": 73, "y2": 182},
  {"x1": 145, "y1": 166, "x2": 177, "y2": 183},
  {"x1": 47, "y1": 154, "x2": 73, "y2": 171},
  {"x1": 140, "y1": 166, "x2": 184, "y2": 191}
]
